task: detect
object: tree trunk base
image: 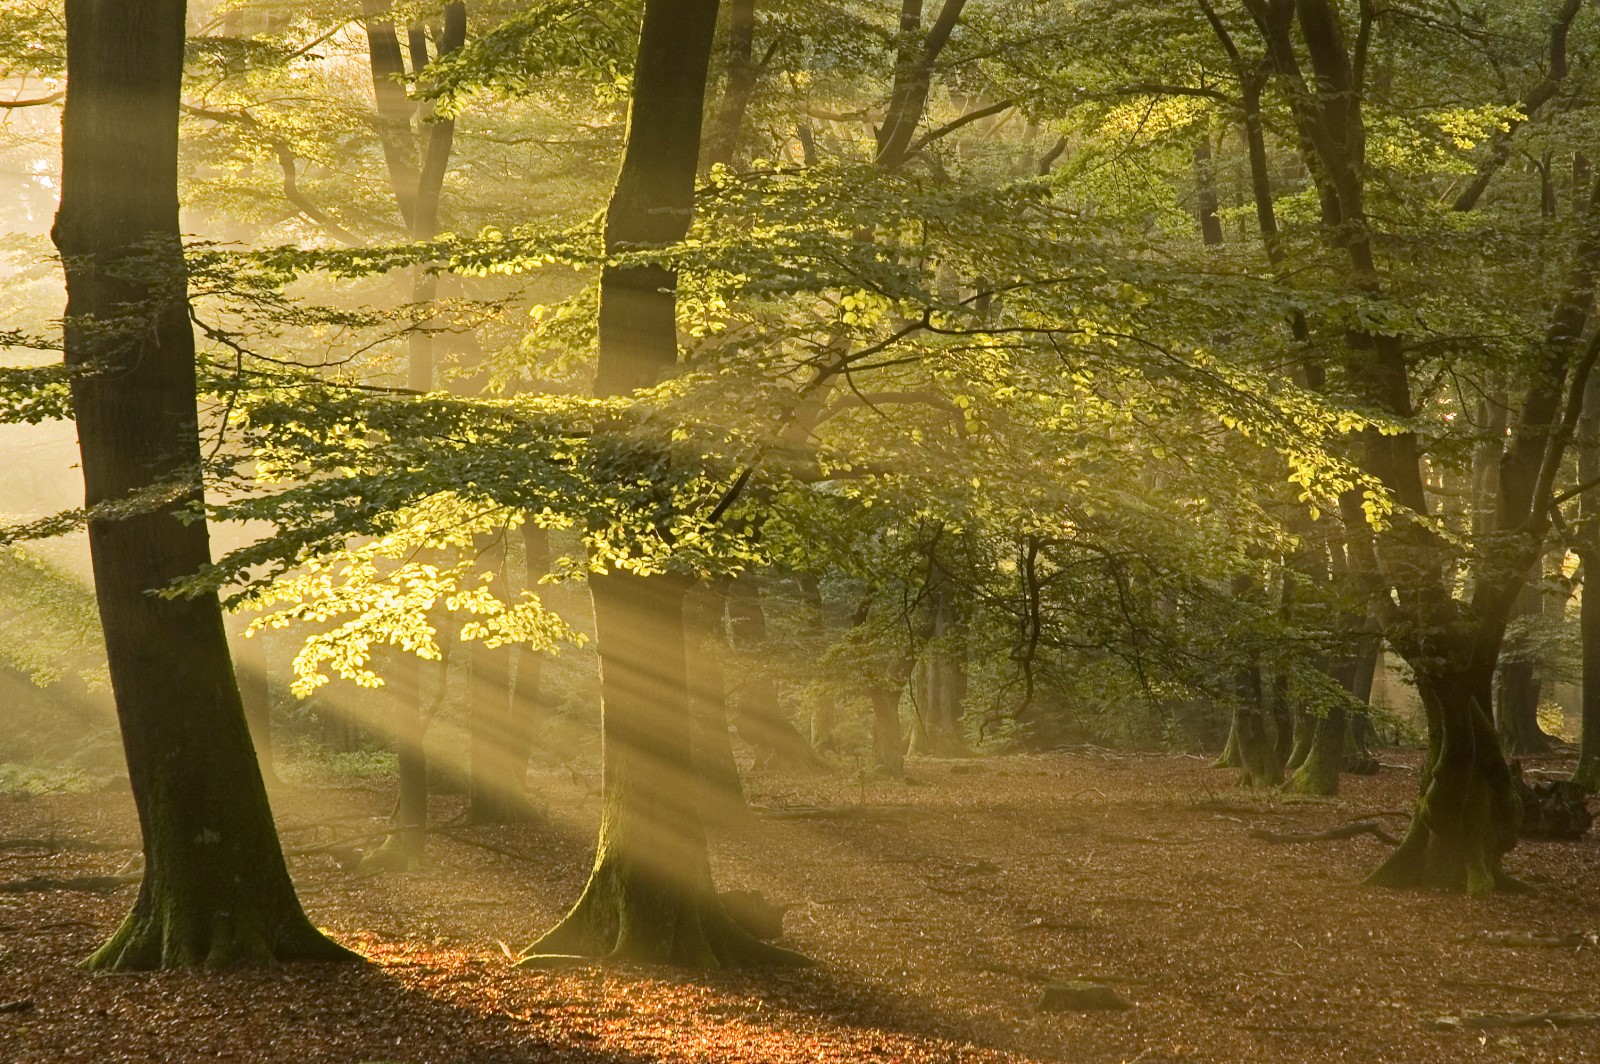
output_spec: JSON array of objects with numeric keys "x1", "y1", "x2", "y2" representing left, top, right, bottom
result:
[
  {"x1": 1288, "y1": 713, "x2": 1344, "y2": 796},
  {"x1": 357, "y1": 832, "x2": 426, "y2": 874},
  {"x1": 1365, "y1": 792, "x2": 1519, "y2": 895},
  {"x1": 1211, "y1": 722, "x2": 1241, "y2": 770},
  {"x1": 84, "y1": 895, "x2": 358, "y2": 970},
  {"x1": 520, "y1": 859, "x2": 809, "y2": 969}
]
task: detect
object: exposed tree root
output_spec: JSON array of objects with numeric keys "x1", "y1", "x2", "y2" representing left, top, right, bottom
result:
[
  {"x1": 1431, "y1": 1011, "x2": 1600, "y2": 1031},
  {"x1": 83, "y1": 894, "x2": 360, "y2": 970},
  {"x1": 519, "y1": 861, "x2": 809, "y2": 969},
  {"x1": 1249, "y1": 821, "x2": 1400, "y2": 846},
  {"x1": 0, "y1": 874, "x2": 140, "y2": 894}
]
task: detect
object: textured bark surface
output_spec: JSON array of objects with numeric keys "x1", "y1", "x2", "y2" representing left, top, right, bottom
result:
[
  {"x1": 528, "y1": 0, "x2": 804, "y2": 967},
  {"x1": 1288, "y1": 705, "x2": 1345, "y2": 796},
  {"x1": 1367, "y1": 667, "x2": 1521, "y2": 894},
  {"x1": 525, "y1": 573, "x2": 802, "y2": 966},
  {"x1": 54, "y1": 0, "x2": 351, "y2": 968}
]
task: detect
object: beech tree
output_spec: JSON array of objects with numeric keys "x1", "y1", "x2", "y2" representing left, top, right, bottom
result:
[
  {"x1": 521, "y1": 0, "x2": 805, "y2": 967},
  {"x1": 51, "y1": 0, "x2": 352, "y2": 967}
]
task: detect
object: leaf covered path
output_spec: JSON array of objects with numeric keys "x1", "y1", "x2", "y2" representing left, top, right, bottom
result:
[{"x1": 3, "y1": 751, "x2": 1599, "y2": 1062}]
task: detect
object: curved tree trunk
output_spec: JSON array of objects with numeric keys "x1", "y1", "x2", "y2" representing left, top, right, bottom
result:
[
  {"x1": 1367, "y1": 662, "x2": 1521, "y2": 893},
  {"x1": 56, "y1": 0, "x2": 352, "y2": 969}
]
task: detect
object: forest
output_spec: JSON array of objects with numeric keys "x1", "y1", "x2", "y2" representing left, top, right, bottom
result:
[{"x1": 2, "y1": 0, "x2": 1600, "y2": 1061}]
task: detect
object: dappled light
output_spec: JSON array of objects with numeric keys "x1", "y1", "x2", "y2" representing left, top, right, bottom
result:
[{"x1": 5, "y1": 0, "x2": 1600, "y2": 1060}]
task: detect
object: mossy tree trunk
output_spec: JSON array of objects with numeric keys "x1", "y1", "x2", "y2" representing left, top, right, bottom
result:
[
  {"x1": 526, "y1": 0, "x2": 802, "y2": 968},
  {"x1": 1246, "y1": 0, "x2": 1600, "y2": 890},
  {"x1": 55, "y1": 0, "x2": 352, "y2": 969},
  {"x1": 1288, "y1": 703, "x2": 1344, "y2": 795},
  {"x1": 1367, "y1": 650, "x2": 1521, "y2": 893}
]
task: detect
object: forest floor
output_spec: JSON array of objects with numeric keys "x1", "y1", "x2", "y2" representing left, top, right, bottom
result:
[{"x1": 3, "y1": 748, "x2": 1600, "y2": 1063}]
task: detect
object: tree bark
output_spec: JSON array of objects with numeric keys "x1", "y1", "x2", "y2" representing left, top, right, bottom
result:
[
  {"x1": 524, "y1": 0, "x2": 802, "y2": 968},
  {"x1": 464, "y1": 531, "x2": 532, "y2": 823},
  {"x1": 1575, "y1": 374, "x2": 1600, "y2": 789},
  {"x1": 703, "y1": 0, "x2": 760, "y2": 171},
  {"x1": 1497, "y1": 583, "x2": 1554, "y2": 756},
  {"x1": 875, "y1": 0, "x2": 968, "y2": 169},
  {"x1": 685, "y1": 580, "x2": 746, "y2": 818},
  {"x1": 54, "y1": 0, "x2": 352, "y2": 968},
  {"x1": 1368, "y1": 651, "x2": 1521, "y2": 893}
]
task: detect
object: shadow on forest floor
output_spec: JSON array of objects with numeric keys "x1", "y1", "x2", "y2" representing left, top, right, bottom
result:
[{"x1": 7, "y1": 751, "x2": 1600, "y2": 1063}]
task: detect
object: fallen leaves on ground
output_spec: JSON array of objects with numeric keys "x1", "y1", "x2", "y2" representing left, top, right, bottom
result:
[{"x1": 2, "y1": 749, "x2": 1599, "y2": 1062}]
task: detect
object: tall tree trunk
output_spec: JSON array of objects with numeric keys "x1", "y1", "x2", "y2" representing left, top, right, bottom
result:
[
  {"x1": 1497, "y1": 582, "x2": 1553, "y2": 756},
  {"x1": 523, "y1": 0, "x2": 801, "y2": 968},
  {"x1": 464, "y1": 531, "x2": 531, "y2": 823},
  {"x1": 1574, "y1": 374, "x2": 1600, "y2": 789},
  {"x1": 55, "y1": 0, "x2": 351, "y2": 969},
  {"x1": 360, "y1": 0, "x2": 469, "y2": 859},
  {"x1": 232, "y1": 624, "x2": 277, "y2": 784},
  {"x1": 509, "y1": 522, "x2": 551, "y2": 780},
  {"x1": 1194, "y1": 136, "x2": 1224, "y2": 246},
  {"x1": 875, "y1": 0, "x2": 968, "y2": 169},
  {"x1": 685, "y1": 580, "x2": 746, "y2": 818},
  {"x1": 727, "y1": 573, "x2": 828, "y2": 771},
  {"x1": 703, "y1": 0, "x2": 759, "y2": 171}
]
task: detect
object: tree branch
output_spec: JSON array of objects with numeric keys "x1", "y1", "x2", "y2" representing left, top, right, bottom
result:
[
  {"x1": 903, "y1": 98, "x2": 1015, "y2": 158},
  {"x1": 1452, "y1": 0, "x2": 1585, "y2": 213}
]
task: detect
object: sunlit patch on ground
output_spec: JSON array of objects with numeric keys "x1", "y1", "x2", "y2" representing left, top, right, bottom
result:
[{"x1": 3, "y1": 752, "x2": 1599, "y2": 1062}]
